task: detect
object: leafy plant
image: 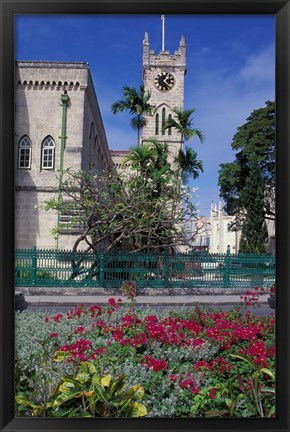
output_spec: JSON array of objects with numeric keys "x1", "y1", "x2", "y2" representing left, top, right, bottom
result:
[
  {"x1": 229, "y1": 353, "x2": 275, "y2": 417},
  {"x1": 16, "y1": 361, "x2": 147, "y2": 417}
]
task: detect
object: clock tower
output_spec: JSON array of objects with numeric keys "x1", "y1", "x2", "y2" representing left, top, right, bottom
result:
[{"x1": 142, "y1": 29, "x2": 187, "y2": 158}]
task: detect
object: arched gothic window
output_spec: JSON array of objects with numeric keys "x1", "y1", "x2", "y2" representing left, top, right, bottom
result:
[
  {"x1": 155, "y1": 113, "x2": 159, "y2": 135},
  {"x1": 18, "y1": 136, "x2": 32, "y2": 169},
  {"x1": 162, "y1": 108, "x2": 166, "y2": 135},
  {"x1": 41, "y1": 136, "x2": 55, "y2": 169}
]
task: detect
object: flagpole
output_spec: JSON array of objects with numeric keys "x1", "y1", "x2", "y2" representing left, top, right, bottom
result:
[{"x1": 161, "y1": 15, "x2": 165, "y2": 51}]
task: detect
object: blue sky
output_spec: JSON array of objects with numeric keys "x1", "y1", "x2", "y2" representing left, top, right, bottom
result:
[{"x1": 15, "y1": 14, "x2": 275, "y2": 216}]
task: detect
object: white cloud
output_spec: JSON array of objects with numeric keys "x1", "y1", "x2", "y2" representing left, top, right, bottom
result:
[
  {"x1": 238, "y1": 44, "x2": 275, "y2": 82},
  {"x1": 184, "y1": 43, "x2": 275, "y2": 215}
]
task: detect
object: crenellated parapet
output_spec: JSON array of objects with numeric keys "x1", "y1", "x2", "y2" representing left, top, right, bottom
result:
[
  {"x1": 17, "y1": 80, "x2": 85, "y2": 90},
  {"x1": 142, "y1": 33, "x2": 187, "y2": 74}
]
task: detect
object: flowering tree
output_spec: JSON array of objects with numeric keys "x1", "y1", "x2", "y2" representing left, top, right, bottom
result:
[{"x1": 44, "y1": 162, "x2": 198, "y2": 254}]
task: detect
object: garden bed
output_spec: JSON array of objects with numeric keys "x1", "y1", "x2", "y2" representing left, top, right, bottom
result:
[{"x1": 15, "y1": 294, "x2": 275, "y2": 418}]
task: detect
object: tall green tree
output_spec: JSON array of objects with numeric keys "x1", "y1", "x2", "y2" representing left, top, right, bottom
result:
[
  {"x1": 238, "y1": 161, "x2": 269, "y2": 253},
  {"x1": 111, "y1": 85, "x2": 154, "y2": 146},
  {"x1": 218, "y1": 100, "x2": 275, "y2": 229},
  {"x1": 162, "y1": 107, "x2": 204, "y2": 150}
]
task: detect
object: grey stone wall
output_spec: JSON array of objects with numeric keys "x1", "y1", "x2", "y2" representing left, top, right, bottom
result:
[
  {"x1": 15, "y1": 61, "x2": 112, "y2": 250},
  {"x1": 142, "y1": 34, "x2": 186, "y2": 159}
]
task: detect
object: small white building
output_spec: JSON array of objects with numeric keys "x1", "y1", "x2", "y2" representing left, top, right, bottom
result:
[
  {"x1": 190, "y1": 217, "x2": 211, "y2": 251},
  {"x1": 209, "y1": 201, "x2": 241, "y2": 254}
]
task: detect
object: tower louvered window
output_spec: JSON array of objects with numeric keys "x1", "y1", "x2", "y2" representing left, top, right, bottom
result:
[
  {"x1": 41, "y1": 136, "x2": 55, "y2": 169},
  {"x1": 18, "y1": 136, "x2": 32, "y2": 169},
  {"x1": 162, "y1": 108, "x2": 166, "y2": 135},
  {"x1": 155, "y1": 113, "x2": 159, "y2": 135},
  {"x1": 168, "y1": 114, "x2": 172, "y2": 136}
]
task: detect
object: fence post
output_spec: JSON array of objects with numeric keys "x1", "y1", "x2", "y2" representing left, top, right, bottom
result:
[
  {"x1": 224, "y1": 249, "x2": 230, "y2": 288},
  {"x1": 99, "y1": 253, "x2": 104, "y2": 286},
  {"x1": 163, "y1": 251, "x2": 169, "y2": 288},
  {"x1": 31, "y1": 246, "x2": 37, "y2": 286}
]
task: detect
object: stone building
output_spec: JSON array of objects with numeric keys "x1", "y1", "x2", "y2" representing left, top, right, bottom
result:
[
  {"x1": 15, "y1": 30, "x2": 189, "y2": 251},
  {"x1": 15, "y1": 61, "x2": 113, "y2": 249}
]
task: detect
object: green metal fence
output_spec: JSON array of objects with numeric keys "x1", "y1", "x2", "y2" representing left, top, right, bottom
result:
[{"x1": 15, "y1": 248, "x2": 275, "y2": 289}]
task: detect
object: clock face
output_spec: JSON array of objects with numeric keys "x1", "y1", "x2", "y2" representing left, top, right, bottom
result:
[{"x1": 154, "y1": 72, "x2": 175, "y2": 91}]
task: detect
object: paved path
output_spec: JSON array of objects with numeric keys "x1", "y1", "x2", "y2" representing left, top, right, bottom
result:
[{"x1": 24, "y1": 293, "x2": 269, "y2": 306}]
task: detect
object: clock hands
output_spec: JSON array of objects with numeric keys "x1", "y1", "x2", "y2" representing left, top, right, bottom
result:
[{"x1": 163, "y1": 76, "x2": 170, "y2": 87}]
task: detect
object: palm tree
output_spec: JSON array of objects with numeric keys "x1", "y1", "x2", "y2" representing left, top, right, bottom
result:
[
  {"x1": 162, "y1": 107, "x2": 204, "y2": 150},
  {"x1": 111, "y1": 85, "x2": 154, "y2": 146},
  {"x1": 174, "y1": 146, "x2": 204, "y2": 184},
  {"x1": 123, "y1": 139, "x2": 173, "y2": 198},
  {"x1": 122, "y1": 143, "x2": 155, "y2": 174},
  {"x1": 123, "y1": 139, "x2": 171, "y2": 176}
]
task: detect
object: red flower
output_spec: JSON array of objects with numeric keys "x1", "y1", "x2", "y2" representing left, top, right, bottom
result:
[
  {"x1": 193, "y1": 338, "x2": 205, "y2": 346},
  {"x1": 89, "y1": 304, "x2": 102, "y2": 317},
  {"x1": 179, "y1": 379, "x2": 194, "y2": 389},
  {"x1": 94, "y1": 347, "x2": 106, "y2": 355},
  {"x1": 50, "y1": 332, "x2": 58, "y2": 338},
  {"x1": 112, "y1": 329, "x2": 123, "y2": 341},
  {"x1": 210, "y1": 357, "x2": 233, "y2": 373},
  {"x1": 108, "y1": 298, "x2": 116, "y2": 306},
  {"x1": 73, "y1": 326, "x2": 85, "y2": 334},
  {"x1": 194, "y1": 361, "x2": 212, "y2": 371},
  {"x1": 142, "y1": 355, "x2": 168, "y2": 372},
  {"x1": 209, "y1": 387, "x2": 218, "y2": 399},
  {"x1": 52, "y1": 313, "x2": 63, "y2": 323},
  {"x1": 145, "y1": 315, "x2": 159, "y2": 323},
  {"x1": 169, "y1": 374, "x2": 177, "y2": 382},
  {"x1": 191, "y1": 386, "x2": 200, "y2": 394}
]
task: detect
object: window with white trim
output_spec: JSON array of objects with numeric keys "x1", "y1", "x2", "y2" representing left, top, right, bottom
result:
[
  {"x1": 41, "y1": 136, "x2": 55, "y2": 169},
  {"x1": 18, "y1": 136, "x2": 32, "y2": 169}
]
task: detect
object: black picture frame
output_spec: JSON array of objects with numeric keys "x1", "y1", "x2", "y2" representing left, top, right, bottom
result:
[{"x1": 1, "y1": 0, "x2": 289, "y2": 431}]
